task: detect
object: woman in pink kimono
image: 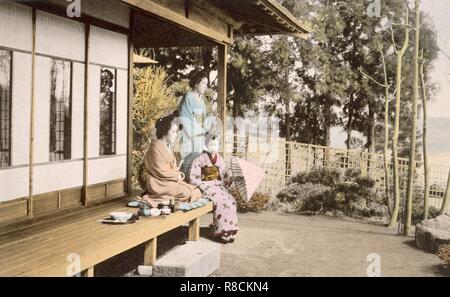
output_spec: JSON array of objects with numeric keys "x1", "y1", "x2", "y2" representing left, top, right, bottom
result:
[{"x1": 189, "y1": 133, "x2": 238, "y2": 243}]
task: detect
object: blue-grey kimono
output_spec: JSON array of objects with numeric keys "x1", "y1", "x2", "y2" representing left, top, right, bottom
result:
[{"x1": 178, "y1": 91, "x2": 207, "y2": 159}]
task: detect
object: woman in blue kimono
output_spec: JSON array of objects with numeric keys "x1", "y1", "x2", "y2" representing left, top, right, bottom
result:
[{"x1": 178, "y1": 71, "x2": 208, "y2": 160}]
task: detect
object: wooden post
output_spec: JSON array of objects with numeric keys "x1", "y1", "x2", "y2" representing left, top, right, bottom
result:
[
  {"x1": 28, "y1": 8, "x2": 37, "y2": 218},
  {"x1": 82, "y1": 24, "x2": 90, "y2": 206},
  {"x1": 126, "y1": 11, "x2": 135, "y2": 196},
  {"x1": 439, "y1": 170, "x2": 450, "y2": 215},
  {"x1": 285, "y1": 141, "x2": 291, "y2": 184},
  {"x1": 306, "y1": 144, "x2": 311, "y2": 173},
  {"x1": 188, "y1": 217, "x2": 200, "y2": 241},
  {"x1": 217, "y1": 44, "x2": 227, "y2": 159},
  {"x1": 144, "y1": 237, "x2": 157, "y2": 265},
  {"x1": 81, "y1": 267, "x2": 94, "y2": 277}
]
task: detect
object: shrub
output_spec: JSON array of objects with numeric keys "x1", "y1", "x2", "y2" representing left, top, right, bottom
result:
[
  {"x1": 132, "y1": 66, "x2": 177, "y2": 190},
  {"x1": 438, "y1": 244, "x2": 450, "y2": 264},
  {"x1": 232, "y1": 190, "x2": 270, "y2": 213},
  {"x1": 289, "y1": 167, "x2": 341, "y2": 188},
  {"x1": 411, "y1": 204, "x2": 441, "y2": 225},
  {"x1": 276, "y1": 183, "x2": 334, "y2": 213},
  {"x1": 276, "y1": 167, "x2": 382, "y2": 218}
]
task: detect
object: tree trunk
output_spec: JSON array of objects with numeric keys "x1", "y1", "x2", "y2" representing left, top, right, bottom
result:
[
  {"x1": 347, "y1": 94, "x2": 353, "y2": 150},
  {"x1": 232, "y1": 95, "x2": 241, "y2": 155},
  {"x1": 420, "y1": 53, "x2": 430, "y2": 220},
  {"x1": 440, "y1": 170, "x2": 450, "y2": 216},
  {"x1": 377, "y1": 42, "x2": 392, "y2": 216},
  {"x1": 403, "y1": 0, "x2": 420, "y2": 236},
  {"x1": 388, "y1": 7, "x2": 410, "y2": 228},
  {"x1": 368, "y1": 101, "x2": 376, "y2": 153},
  {"x1": 324, "y1": 102, "x2": 331, "y2": 147}
]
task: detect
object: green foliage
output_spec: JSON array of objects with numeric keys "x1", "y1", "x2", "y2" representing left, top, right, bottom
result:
[
  {"x1": 411, "y1": 202, "x2": 441, "y2": 226},
  {"x1": 228, "y1": 37, "x2": 273, "y2": 117},
  {"x1": 132, "y1": 66, "x2": 177, "y2": 190},
  {"x1": 233, "y1": 191, "x2": 271, "y2": 213},
  {"x1": 274, "y1": 0, "x2": 439, "y2": 150},
  {"x1": 290, "y1": 167, "x2": 341, "y2": 188},
  {"x1": 274, "y1": 183, "x2": 334, "y2": 213},
  {"x1": 276, "y1": 167, "x2": 384, "y2": 217},
  {"x1": 438, "y1": 244, "x2": 450, "y2": 264}
]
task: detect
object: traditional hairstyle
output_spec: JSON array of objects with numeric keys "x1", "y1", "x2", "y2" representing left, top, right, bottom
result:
[
  {"x1": 189, "y1": 70, "x2": 208, "y2": 89},
  {"x1": 155, "y1": 112, "x2": 179, "y2": 139},
  {"x1": 204, "y1": 132, "x2": 218, "y2": 146}
]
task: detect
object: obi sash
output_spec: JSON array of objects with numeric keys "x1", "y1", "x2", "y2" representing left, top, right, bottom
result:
[{"x1": 201, "y1": 166, "x2": 221, "y2": 181}]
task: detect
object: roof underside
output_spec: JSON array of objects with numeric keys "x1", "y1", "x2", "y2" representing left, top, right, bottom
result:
[
  {"x1": 211, "y1": 0, "x2": 311, "y2": 38},
  {"x1": 127, "y1": 0, "x2": 311, "y2": 48}
]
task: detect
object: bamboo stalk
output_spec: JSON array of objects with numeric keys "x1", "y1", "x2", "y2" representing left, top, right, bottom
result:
[
  {"x1": 403, "y1": 0, "x2": 421, "y2": 236},
  {"x1": 388, "y1": 6, "x2": 410, "y2": 228},
  {"x1": 378, "y1": 41, "x2": 392, "y2": 217},
  {"x1": 420, "y1": 50, "x2": 430, "y2": 220}
]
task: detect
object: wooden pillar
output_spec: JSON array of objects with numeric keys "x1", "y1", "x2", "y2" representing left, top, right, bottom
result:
[
  {"x1": 81, "y1": 266, "x2": 94, "y2": 277},
  {"x1": 28, "y1": 8, "x2": 37, "y2": 218},
  {"x1": 82, "y1": 24, "x2": 90, "y2": 206},
  {"x1": 217, "y1": 44, "x2": 228, "y2": 159},
  {"x1": 188, "y1": 217, "x2": 200, "y2": 241},
  {"x1": 440, "y1": 170, "x2": 450, "y2": 215},
  {"x1": 144, "y1": 237, "x2": 157, "y2": 265},
  {"x1": 126, "y1": 11, "x2": 135, "y2": 196}
]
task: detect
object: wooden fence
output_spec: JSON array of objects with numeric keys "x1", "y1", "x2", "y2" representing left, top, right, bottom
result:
[{"x1": 225, "y1": 134, "x2": 450, "y2": 214}]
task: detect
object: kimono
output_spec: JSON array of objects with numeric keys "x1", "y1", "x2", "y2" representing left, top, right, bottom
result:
[
  {"x1": 140, "y1": 138, "x2": 198, "y2": 202},
  {"x1": 189, "y1": 151, "x2": 239, "y2": 237},
  {"x1": 178, "y1": 91, "x2": 206, "y2": 159}
]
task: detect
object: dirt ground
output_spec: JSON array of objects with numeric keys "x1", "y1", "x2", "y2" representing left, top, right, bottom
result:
[{"x1": 95, "y1": 211, "x2": 449, "y2": 277}]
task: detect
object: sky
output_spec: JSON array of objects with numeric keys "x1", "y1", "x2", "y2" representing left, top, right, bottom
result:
[{"x1": 421, "y1": 0, "x2": 450, "y2": 119}]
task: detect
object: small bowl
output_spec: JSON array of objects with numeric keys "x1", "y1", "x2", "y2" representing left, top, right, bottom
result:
[
  {"x1": 149, "y1": 208, "x2": 161, "y2": 217},
  {"x1": 161, "y1": 208, "x2": 171, "y2": 215},
  {"x1": 110, "y1": 212, "x2": 133, "y2": 222}
]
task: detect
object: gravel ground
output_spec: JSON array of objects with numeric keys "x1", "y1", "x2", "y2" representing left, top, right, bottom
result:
[{"x1": 95, "y1": 211, "x2": 449, "y2": 277}]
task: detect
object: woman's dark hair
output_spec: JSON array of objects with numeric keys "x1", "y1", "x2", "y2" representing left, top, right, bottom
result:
[
  {"x1": 155, "y1": 112, "x2": 179, "y2": 139},
  {"x1": 204, "y1": 132, "x2": 218, "y2": 146},
  {"x1": 189, "y1": 70, "x2": 208, "y2": 89}
]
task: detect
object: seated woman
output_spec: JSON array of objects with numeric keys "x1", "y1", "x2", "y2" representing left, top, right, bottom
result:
[
  {"x1": 189, "y1": 133, "x2": 238, "y2": 243},
  {"x1": 139, "y1": 113, "x2": 202, "y2": 207}
]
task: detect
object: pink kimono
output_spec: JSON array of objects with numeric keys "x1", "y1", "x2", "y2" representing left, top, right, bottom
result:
[{"x1": 189, "y1": 152, "x2": 239, "y2": 237}]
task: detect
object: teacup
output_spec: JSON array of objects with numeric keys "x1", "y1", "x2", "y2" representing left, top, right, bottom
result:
[
  {"x1": 149, "y1": 208, "x2": 161, "y2": 216},
  {"x1": 161, "y1": 208, "x2": 171, "y2": 215}
]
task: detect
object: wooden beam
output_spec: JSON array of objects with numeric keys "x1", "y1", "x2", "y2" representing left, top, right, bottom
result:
[
  {"x1": 82, "y1": 24, "x2": 90, "y2": 207},
  {"x1": 126, "y1": 11, "x2": 134, "y2": 196},
  {"x1": 122, "y1": 0, "x2": 232, "y2": 45},
  {"x1": 20, "y1": 1, "x2": 129, "y2": 36},
  {"x1": 81, "y1": 266, "x2": 94, "y2": 277},
  {"x1": 28, "y1": 8, "x2": 37, "y2": 218},
  {"x1": 188, "y1": 218, "x2": 200, "y2": 241},
  {"x1": 217, "y1": 44, "x2": 228, "y2": 159},
  {"x1": 143, "y1": 237, "x2": 157, "y2": 265}
]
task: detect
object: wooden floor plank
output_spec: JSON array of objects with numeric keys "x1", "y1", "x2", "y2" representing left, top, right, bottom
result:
[
  {"x1": 0, "y1": 202, "x2": 213, "y2": 276},
  {"x1": 0, "y1": 200, "x2": 127, "y2": 242},
  {"x1": 0, "y1": 206, "x2": 132, "y2": 260}
]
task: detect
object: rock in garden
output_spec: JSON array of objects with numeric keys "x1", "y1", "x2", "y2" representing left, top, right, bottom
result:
[{"x1": 415, "y1": 215, "x2": 450, "y2": 252}]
